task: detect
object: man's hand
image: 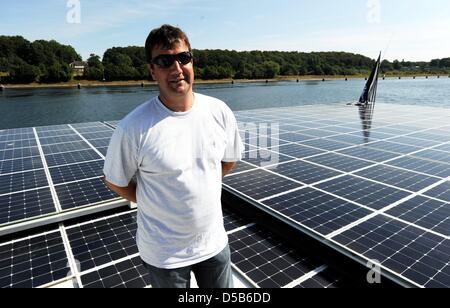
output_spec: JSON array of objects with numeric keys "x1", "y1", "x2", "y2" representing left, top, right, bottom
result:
[
  {"x1": 221, "y1": 161, "x2": 237, "y2": 178},
  {"x1": 103, "y1": 177, "x2": 137, "y2": 203}
]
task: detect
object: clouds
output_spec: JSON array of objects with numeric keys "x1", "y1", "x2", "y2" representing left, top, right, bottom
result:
[{"x1": 2, "y1": 0, "x2": 449, "y2": 61}]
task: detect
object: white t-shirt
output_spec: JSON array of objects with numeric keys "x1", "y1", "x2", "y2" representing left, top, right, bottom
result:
[{"x1": 103, "y1": 93, "x2": 243, "y2": 269}]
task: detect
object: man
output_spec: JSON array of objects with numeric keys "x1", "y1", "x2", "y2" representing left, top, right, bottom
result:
[{"x1": 103, "y1": 25, "x2": 243, "y2": 288}]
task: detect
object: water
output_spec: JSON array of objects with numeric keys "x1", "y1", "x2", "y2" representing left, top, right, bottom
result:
[{"x1": 1, "y1": 77, "x2": 449, "y2": 129}]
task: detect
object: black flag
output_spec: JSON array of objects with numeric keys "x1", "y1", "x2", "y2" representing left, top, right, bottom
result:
[{"x1": 357, "y1": 53, "x2": 381, "y2": 107}]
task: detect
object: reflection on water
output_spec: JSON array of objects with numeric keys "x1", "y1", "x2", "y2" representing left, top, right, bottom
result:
[{"x1": 359, "y1": 102, "x2": 375, "y2": 142}]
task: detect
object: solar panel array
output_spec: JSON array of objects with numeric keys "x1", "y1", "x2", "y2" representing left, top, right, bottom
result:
[
  {"x1": 0, "y1": 122, "x2": 126, "y2": 235},
  {"x1": 1, "y1": 102, "x2": 450, "y2": 288},
  {"x1": 225, "y1": 103, "x2": 450, "y2": 288},
  {"x1": 1, "y1": 204, "x2": 353, "y2": 288}
]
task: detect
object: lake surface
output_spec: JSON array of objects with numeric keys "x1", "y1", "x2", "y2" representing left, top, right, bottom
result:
[{"x1": 1, "y1": 77, "x2": 449, "y2": 129}]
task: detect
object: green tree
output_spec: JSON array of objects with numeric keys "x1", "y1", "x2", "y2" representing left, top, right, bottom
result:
[
  {"x1": 85, "y1": 54, "x2": 104, "y2": 80},
  {"x1": 262, "y1": 61, "x2": 280, "y2": 78}
]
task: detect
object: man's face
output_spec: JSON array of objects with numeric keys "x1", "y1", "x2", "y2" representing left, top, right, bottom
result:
[{"x1": 149, "y1": 41, "x2": 194, "y2": 99}]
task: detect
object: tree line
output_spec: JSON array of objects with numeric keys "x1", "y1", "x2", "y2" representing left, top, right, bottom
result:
[
  {"x1": 1, "y1": 35, "x2": 450, "y2": 83},
  {"x1": 0, "y1": 36, "x2": 81, "y2": 83}
]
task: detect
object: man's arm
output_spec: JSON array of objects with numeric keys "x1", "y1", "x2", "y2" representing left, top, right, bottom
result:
[
  {"x1": 221, "y1": 161, "x2": 236, "y2": 178},
  {"x1": 103, "y1": 177, "x2": 137, "y2": 203}
]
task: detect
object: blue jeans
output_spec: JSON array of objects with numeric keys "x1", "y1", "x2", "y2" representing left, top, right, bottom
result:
[{"x1": 142, "y1": 244, "x2": 233, "y2": 288}]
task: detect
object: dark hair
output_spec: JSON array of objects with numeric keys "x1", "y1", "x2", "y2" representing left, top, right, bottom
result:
[{"x1": 145, "y1": 24, "x2": 192, "y2": 64}]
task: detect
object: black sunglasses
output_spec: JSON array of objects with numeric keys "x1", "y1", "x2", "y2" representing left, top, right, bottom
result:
[{"x1": 151, "y1": 52, "x2": 193, "y2": 69}]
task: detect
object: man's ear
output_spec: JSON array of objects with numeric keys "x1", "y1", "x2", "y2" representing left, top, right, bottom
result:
[{"x1": 148, "y1": 64, "x2": 156, "y2": 80}]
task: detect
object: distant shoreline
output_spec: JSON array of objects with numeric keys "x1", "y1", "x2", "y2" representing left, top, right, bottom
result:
[{"x1": 1, "y1": 74, "x2": 447, "y2": 90}]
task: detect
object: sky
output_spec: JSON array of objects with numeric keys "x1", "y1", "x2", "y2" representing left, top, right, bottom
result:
[{"x1": 1, "y1": 0, "x2": 450, "y2": 62}]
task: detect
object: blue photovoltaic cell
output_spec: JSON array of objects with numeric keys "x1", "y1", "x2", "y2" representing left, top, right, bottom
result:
[
  {"x1": 228, "y1": 161, "x2": 257, "y2": 175},
  {"x1": 0, "y1": 133, "x2": 35, "y2": 142},
  {"x1": 385, "y1": 196, "x2": 450, "y2": 236},
  {"x1": 275, "y1": 143, "x2": 325, "y2": 159},
  {"x1": 268, "y1": 160, "x2": 342, "y2": 185},
  {"x1": 337, "y1": 146, "x2": 401, "y2": 163},
  {"x1": 96, "y1": 147, "x2": 108, "y2": 157},
  {"x1": 89, "y1": 139, "x2": 111, "y2": 148},
  {"x1": 49, "y1": 160, "x2": 105, "y2": 184},
  {"x1": 0, "y1": 139, "x2": 37, "y2": 151},
  {"x1": 434, "y1": 144, "x2": 450, "y2": 152},
  {"x1": 224, "y1": 169, "x2": 303, "y2": 201},
  {"x1": 412, "y1": 149, "x2": 450, "y2": 165},
  {"x1": 386, "y1": 156, "x2": 450, "y2": 178},
  {"x1": 35, "y1": 125, "x2": 70, "y2": 132},
  {"x1": 0, "y1": 147, "x2": 40, "y2": 161},
  {"x1": 423, "y1": 181, "x2": 450, "y2": 202},
  {"x1": 0, "y1": 156, "x2": 43, "y2": 174},
  {"x1": 41, "y1": 141, "x2": 91, "y2": 155},
  {"x1": 276, "y1": 132, "x2": 316, "y2": 143},
  {"x1": 66, "y1": 212, "x2": 137, "y2": 271},
  {"x1": 44, "y1": 149, "x2": 102, "y2": 167},
  {"x1": 0, "y1": 169, "x2": 48, "y2": 195},
  {"x1": 348, "y1": 131, "x2": 395, "y2": 141},
  {"x1": 366, "y1": 141, "x2": 423, "y2": 155},
  {"x1": 54, "y1": 177, "x2": 118, "y2": 210},
  {"x1": 299, "y1": 129, "x2": 336, "y2": 138},
  {"x1": 388, "y1": 136, "x2": 441, "y2": 148},
  {"x1": 223, "y1": 208, "x2": 251, "y2": 232},
  {"x1": 325, "y1": 134, "x2": 374, "y2": 145},
  {"x1": 305, "y1": 153, "x2": 375, "y2": 173},
  {"x1": 80, "y1": 257, "x2": 151, "y2": 288},
  {"x1": 0, "y1": 188, "x2": 56, "y2": 224},
  {"x1": 0, "y1": 231, "x2": 69, "y2": 288},
  {"x1": 0, "y1": 128, "x2": 34, "y2": 136},
  {"x1": 262, "y1": 187, "x2": 372, "y2": 236},
  {"x1": 78, "y1": 131, "x2": 113, "y2": 140},
  {"x1": 314, "y1": 175, "x2": 411, "y2": 210},
  {"x1": 354, "y1": 165, "x2": 441, "y2": 192},
  {"x1": 38, "y1": 135, "x2": 82, "y2": 145},
  {"x1": 242, "y1": 150, "x2": 294, "y2": 167},
  {"x1": 229, "y1": 225, "x2": 323, "y2": 288},
  {"x1": 299, "y1": 139, "x2": 351, "y2": 152},
  {"x1": 408, "y1": 132, "x2": 450, "y2": 143},
  {"x1": 332, "y1": 215, "x2": 450, "y2": 288},
  {"x1": 36, "y1": 129, "x2": 76, "y2": 138}
]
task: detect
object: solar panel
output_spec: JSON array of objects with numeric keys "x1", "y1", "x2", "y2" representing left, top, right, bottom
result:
[
  {"x1": 386, "y1": 156, "x2": 450, "y2": 178},
  {"x1": 224, "y1": 169, "x2": 303, "y2": 201},
  {"x1": 0, "y1": 169, "x2": 48, "y2": 195},
  {"x1": 0, "y1": 156, "x2": 43, "y2": 174},
  {"x1": 0, "y1": 188, "x2": 56, "y2": 224},
  {"x1": 49, "y1": 160, "x2": 105, "y2": 185},
  {"x1": 267, "y1": 160, "x2": 343, "y2": 185},
  {"x1": 80, "y1": 257, "x2": 151, "y2": 288},
  {"x1": 354, "y1": 165, "x2": 441, "y2": 192},
  {"x1": 305, "y1": 153, "x2": 375, "y2": 173},
  {"x1": 55, "y1": 178, "x2": 119, "y2": 210},
  {"x1": 0, "y1": 230, "x2": 70, "y2": 288},
  {"x1": 65, "y1": 212, "x2": 138, "y2": 271},
  {"x1": 45, "y1": 149, "x2": 102, "y2": 167},
  {"x1": 261, "y1": 187, "x2": 372, "y2": 236},
  {"x1": 423, "y1": 180, "x2": 450, "y2": 202}
]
